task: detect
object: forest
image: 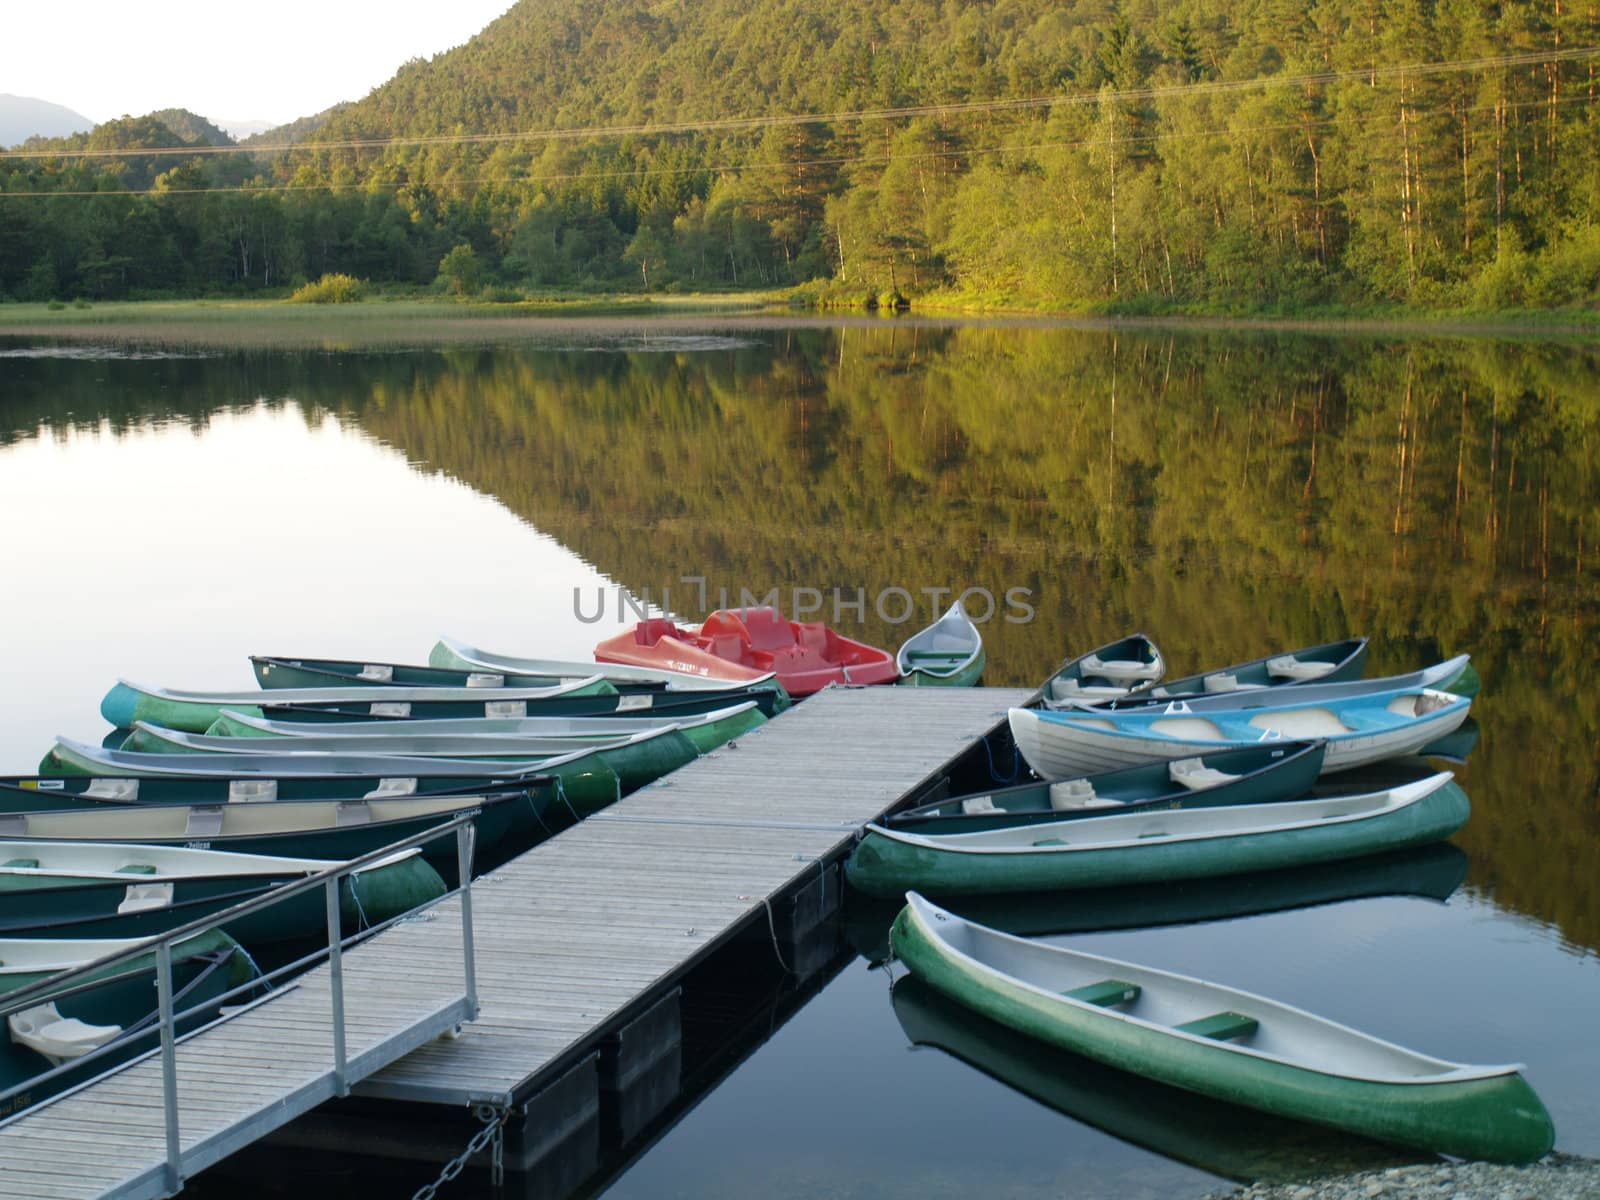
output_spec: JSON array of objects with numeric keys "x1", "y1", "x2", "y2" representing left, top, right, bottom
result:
[{"x1": 2, "y1": 0, "x2": 1598, "y2": 311}]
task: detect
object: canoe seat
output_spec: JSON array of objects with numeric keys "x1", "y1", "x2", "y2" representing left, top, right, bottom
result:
[
  {"x1": 8, "y1": 1003, "x2": 122, "y2": 1064},
  {"x1": 367, "y1": 777, "x2": 418, "y2": 798},
  {"x1": 370, "y1": 701, "x2": 413, "y2": 717},
  {"x1": 2, "y1": 859, "x2": 40, "y2": 870},
  {"x1": 229, "y1": 779, "x2": 278, "y2": 804},
  {"x1": 1203, "y1": 672, "x2": 1239, "y2": 693},
  {"x1": 84, "y1": 778, "x2": 140, "y2": 800},
  {"x1": 185, "y1": 806, "x2": 226, "y2": 837},
  {"x1": 465, "y1": 672, "x2": 504, "y2": 689},
  {"x1": 1175, "y1": 1011, "x2": 1259, "y2": 1042},
  {"x1": 116, "y1": 864, "x2": 159, "y2": 875},
  {"x1": 336, "y1": 800, "x2": 373, "y2": 826},
  {"x1": 1049, "y1": 779, "x2": 1121, "y2": 811},
  {"x1": 1168, "y1": 758, "x2": 1244, "y2": 790},
  {"x1": 1266, "y1": 655, "x2": 1337, "y2": 682},
  {"x1": 961, "y1": 796, "x2": 998, "y2": 815},
  {"x1": 1150, "y1": 716, "x2": 1225, "y2": 740},
  {"x1": 118, "y1": 882, "x2": 174, "y2": 913},
  {"x1": 1064, "y1": 979, "x2": 1141, "y2": 1007},
  {"x1": 358, "y1": 664, "x2": 394, "y2": 682},
  {"x1": 1247, "y1": 708, "x2": 1348, "y2": 737},
  {"x1": 483, "y1": 700, "x2": 525, "y2": 719},
  {"x1": 1082, "y1": 654, "x2": 1162, "y2": 684}
]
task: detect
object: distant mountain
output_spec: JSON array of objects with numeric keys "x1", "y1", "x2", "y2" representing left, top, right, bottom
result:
[
  {"x1": 147, "y1": 108, "x2": 235, "y2": 147},
  {"x1": 215, "y1": 118, "x2": 275, "y2": 139},
  {"x1": 0, "y1": 93, "x2": 93, "y2": 147},
  {"x1": 241, "y1": 103, "x2": 351, "y2": 151}
]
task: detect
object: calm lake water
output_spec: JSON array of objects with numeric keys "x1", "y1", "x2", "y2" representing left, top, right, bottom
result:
[{"x1": 0, "y1": 319, "x2": 1596, "y2": 1195}]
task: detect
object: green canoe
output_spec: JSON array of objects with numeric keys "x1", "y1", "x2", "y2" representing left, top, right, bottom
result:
[
  {"x1": 205, "y1": 699, "x2": 767, "y2": 757},
  {"x1": 100, "y1": 676, "x2": 616, "y2": 733},
  {"x1": 1, "y1": 929, "x2": 260, "y2": 1116},
  {"x1": 843, "y1": 842, "x2": 1468, "y2": 965},
  {"x1": 847, "y1": 773, "x2": 1469, "y2": 897},
  {"x1": 896, "y1": 601, "x2": 986, "y2": 688},
  {"x1": 891, "y1": 893, "x2": 1555, "y2": 1162},
  {"x1": 39, "y1": 739, "x2": 623, "y2": 814},
  {"x1": 0, "y1": 842, "x2": 445, "y2": 943},
  {"x1": 0, "y1": 788, "x2": 553, "y2": 882},
  {"x1": 250, "y1": 654, "x2": 622, "y2": 694},
  {"x1": 888, "y1": 742, "x2": 1325, "y2": 835}
]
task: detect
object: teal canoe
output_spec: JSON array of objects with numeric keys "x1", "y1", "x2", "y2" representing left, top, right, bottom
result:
[
  {"x1": 0, "y1": 842, "x2": 445, "y2": 943},
  {"x1": 0, "y1": 929, "x2": 260, "y2": 1116},
  {"x1": 896, "y1": 601, "x2": 986, "y2": 688},
  {"x1": 110, "y1": 723, "x2": 696, "y2": 800},
  {"x1": 1140, "y1": 638, "x2": 1371, "y2": 700},
  {"x1": 890, "y1": 893, "x2": 1555, "y2": 1162},
  {"x1": 847, "y1": 773, "x2": 1469, "y2": 897},
  {"x1": 0, "y1": 788, "x2": 552, "y2": 882},
  {"x1": 100, "y1": 676, "x2": 616, "y2": 733},
  {"x1": 250, "y1": 654, "x2": 622, "y2": 694},
  {"x1": 205, "y1": 700, "x2": 767, "y2": 757},
  {"x1": 1039, "y1": 634, "x2": 1166, "y2": 705},
  {"x1": 39, "y1": 739, "x2": 622, "y2": 814},
  {"x1": 888, "y1": 742, "x2": 1325, "y2": 834},
  {"x1": 891, "y1": 976, "x2": 1429, "y2": 1183},
  {"x1": 0, "y1": 770, "x2": 556, "y2": 811}
]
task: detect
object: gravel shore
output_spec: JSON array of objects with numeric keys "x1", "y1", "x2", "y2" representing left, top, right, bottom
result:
[{"x1": 1204, "y1": 1155, "x2": 1600, "y2": 1200}]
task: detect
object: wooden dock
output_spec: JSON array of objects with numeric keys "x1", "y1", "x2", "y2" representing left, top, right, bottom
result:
[{"x1": 0, "y1": 686, "x2": 1028, "y2": 1197}]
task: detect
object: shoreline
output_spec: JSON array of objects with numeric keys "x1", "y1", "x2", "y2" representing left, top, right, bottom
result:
[
  {"x1": 0, "y1": 296, "x2": 1598, "y2": 345},
  {"x1": 1205, "y1": 1155, "x2": 1600, "y2": 1200}
]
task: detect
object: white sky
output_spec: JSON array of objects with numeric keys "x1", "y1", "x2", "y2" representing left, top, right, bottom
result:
[{"x1": 4, "y1": 0, "x2": 517, "y2": 131}]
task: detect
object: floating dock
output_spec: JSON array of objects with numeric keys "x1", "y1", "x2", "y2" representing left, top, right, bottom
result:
[{"x1": 0, "y1": 686, "x2": 1029, "y2": 1197}]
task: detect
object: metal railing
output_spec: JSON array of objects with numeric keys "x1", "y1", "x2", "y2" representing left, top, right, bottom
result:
[{"x1": 0, "y1": 815, "x2": 480, "y2": 1193}]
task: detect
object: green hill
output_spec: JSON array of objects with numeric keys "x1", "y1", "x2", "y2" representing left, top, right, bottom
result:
[{"x1": 3, "y1": 0, "x2": 1597, "y2": 310}]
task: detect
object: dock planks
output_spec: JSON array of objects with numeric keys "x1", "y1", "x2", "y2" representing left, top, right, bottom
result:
[{"x1": 0, "y1": 686, "x2": 1027, "y2": 1196}]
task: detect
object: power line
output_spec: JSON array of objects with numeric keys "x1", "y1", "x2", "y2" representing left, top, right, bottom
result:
[
  {"x1": 1, "y1": 44, "x2": 1596, "y2": 163},
  {"x1": 3, "y1": 91, "x2": 1589, "y2": 200}
]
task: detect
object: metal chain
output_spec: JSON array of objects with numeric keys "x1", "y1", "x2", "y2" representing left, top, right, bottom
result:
[{"x1": 411, "y1": 1105, "x2": 509, "y2": 1200}]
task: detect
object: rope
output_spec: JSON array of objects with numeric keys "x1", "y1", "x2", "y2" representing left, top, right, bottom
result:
[
  {"x1": 347, "y1": 872, "x2": 371, "y2": 931},
  {"x1": 760, "y1": 897, "x2": 793, "y2": 976},
  {"x1": 982, "y1": 733, "x2": 1020, "y2": 785}
]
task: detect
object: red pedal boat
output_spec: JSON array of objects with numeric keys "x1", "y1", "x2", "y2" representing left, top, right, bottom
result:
[{"x1": 595, "y1": 607, "x2": 899, "y2": 696}]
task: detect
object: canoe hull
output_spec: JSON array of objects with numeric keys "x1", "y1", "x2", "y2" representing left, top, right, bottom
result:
[
  {"x1": 890, "y1": 902, "x2": 1554, "y2": 1163},
  {"x1": 847, "y1": 780, "x2": 1471, "y2": 897},
  {"x1": 0, "y1": 855, "x2": 445, "y2": 942}
]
